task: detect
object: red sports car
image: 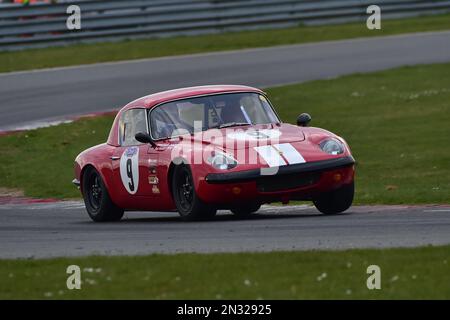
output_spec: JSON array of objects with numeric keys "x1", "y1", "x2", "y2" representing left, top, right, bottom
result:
[{"x1": 73, "y1": 85, "x2": 355, "y2": 222}]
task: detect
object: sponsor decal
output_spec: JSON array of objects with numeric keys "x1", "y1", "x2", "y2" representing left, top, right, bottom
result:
[
  {"x1": 152, "y1": 185, "x2": 160, "y2": 194},
  {"x1": 148, "y1": 176, "x2": 159, "y2": 185},
  {"x1": 125, "y1": 147, "x2": 138, "y2": 157},
  {"x1": 119, "y1": 147, "x2": 139, "y2": 194}
]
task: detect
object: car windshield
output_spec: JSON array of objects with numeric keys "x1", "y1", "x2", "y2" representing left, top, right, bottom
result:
[{"x1": 149, "y1": 92, "x2": 280, "y2": 139}]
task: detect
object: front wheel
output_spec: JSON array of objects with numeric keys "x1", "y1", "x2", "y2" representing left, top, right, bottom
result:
[
  {"x1": 172, "y1": 165, "x2": 216, "y2": 221},
  {"x1": 313, "y1": 182, "x2": 354, "y2": 215},
  {"x1": 82, "y1": 167, "x2": 124, "y2": 222}
]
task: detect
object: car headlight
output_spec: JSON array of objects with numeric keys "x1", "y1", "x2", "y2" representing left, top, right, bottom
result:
[
  {"x1": 319, "y1": 138, "x2": 345, "y2": 155},
  {"x1": 207, "y1": 151, "x2": 238, "y2": 170}
]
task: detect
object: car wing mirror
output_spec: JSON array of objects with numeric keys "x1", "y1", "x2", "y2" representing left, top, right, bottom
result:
[
  {"x1": 135, "y1": 132, "x2": 157, "y2": 148},
  {"x1": 297, "y1": 113, "x2": 311, "y2": 127}
]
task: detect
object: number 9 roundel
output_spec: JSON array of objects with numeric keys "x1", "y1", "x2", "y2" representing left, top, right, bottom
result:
[{"x1": 119, "y1": 147, "x2": 139, "y2": 194}]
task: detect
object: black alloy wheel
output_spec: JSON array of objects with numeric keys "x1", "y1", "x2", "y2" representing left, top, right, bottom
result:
[
  {"x1": 172, "y1": 165, "x2": 216, "y2": 220},
  {"x1": 82, "y1": 167, "x2": 124, "y2": 222}
]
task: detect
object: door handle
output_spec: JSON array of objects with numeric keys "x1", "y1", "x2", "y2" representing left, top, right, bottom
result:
[{"x1": 110, "y1": 156, "x2": 120, "y2": 161}]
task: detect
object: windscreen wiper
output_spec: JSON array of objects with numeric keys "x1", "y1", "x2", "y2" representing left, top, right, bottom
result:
[{"x1": 219, "y1": 122, "x2": 251, "y2": 129}]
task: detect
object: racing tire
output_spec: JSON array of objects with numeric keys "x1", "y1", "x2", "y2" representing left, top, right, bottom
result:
[
  {"x1": 82, "y1": 167, "x2": 124, "y2": 222},
  {"x1": 231, "y1": 203, "x2": 261, "y2": 218},
  {"x1": 313, "y1": 182, "x2": 354, "y2": 215},
  {"x1": 172, "y1": 165, "x2": 217, "y2": 221}
]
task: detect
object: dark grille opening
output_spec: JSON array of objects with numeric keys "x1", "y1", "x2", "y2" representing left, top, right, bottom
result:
[{"x1": 256, "y1": 172, "x2": 321, "y2": 192}]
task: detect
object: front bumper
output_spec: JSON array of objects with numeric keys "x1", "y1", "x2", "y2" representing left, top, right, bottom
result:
[
  {"x1": 198, "y1": 156, "x2": 355, "y2": 205},
  {"x1": 205, "y1": 156, "x2": 355, "y2": 184}
]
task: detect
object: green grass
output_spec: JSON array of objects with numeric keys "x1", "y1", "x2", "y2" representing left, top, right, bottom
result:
[
  {"x1": 1, "y1": 14, "x2": 450, "y2": 73},
  {"x1": 0, "y1": 116, "x2": 114, "y2": 199},
  {"x1": 1, "y1": 245, "x2": 449, "y2": 299},
  {"x1": 1, "y1": 63, "x2": 449, "y2": 203}
]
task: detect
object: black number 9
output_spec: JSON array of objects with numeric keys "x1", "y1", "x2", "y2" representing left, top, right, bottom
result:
[{"x1": 126, "y1": 159, "x2": 135, "y2": 191}]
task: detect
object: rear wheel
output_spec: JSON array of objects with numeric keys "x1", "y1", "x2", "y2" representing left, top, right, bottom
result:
[
  {"x1": 231, "y1": 203, "x2": 261, "y2": 218},
  {"x1": 313, "y1": 182, "x2": 354, "y2": 215},
  {"x1": 82, "y1": 167, "x2": 124, "y2": 222},
  {"x1": 172, "y1": 165, "x2": 216, "y2": 221}
]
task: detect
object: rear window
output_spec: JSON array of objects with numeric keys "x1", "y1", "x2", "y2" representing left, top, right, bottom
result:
[{"x1": 119, "y1": 108, "x2": 147, "y2": 146}]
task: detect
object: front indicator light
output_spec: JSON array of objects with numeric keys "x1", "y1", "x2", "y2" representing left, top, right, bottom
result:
[{"x1": 232, "y1": 187, "x2": 242, "y2": 195}]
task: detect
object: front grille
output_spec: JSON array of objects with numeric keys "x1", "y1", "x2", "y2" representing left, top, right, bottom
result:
[{"x1": 256, "y1": 171, "x2": 321, "y2": 192}]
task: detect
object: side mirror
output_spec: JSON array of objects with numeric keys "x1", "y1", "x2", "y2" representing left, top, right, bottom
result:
[
  {"x1": 135, "y1": 132, "x2": 157, "y2": 148},
  {"x1": 297, "y1": 113, "x2": 311, "y2": 127}
]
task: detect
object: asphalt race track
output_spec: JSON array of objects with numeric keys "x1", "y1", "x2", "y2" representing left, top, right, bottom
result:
[
  {"x1": 1, "y1": 203, "x2": 450, "y2": 258},
  {"x1": 1, "y1": 31, "x2": 450, "y2": 131}
]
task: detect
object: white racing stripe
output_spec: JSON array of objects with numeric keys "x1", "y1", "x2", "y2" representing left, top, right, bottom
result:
[
  {"x1": 254, "y1": 145, "x2": 286, "y2": 167},
  {"x1": 254, "y1": 143, "x2": 305, "y2": 167},
  {"x1": 273, "y1": 143, "x2": 306, "y2": 165}
]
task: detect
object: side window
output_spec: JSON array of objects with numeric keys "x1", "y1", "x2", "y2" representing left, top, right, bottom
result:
[{"x1": 119, "y1": 109, "x2": 147, "y2": 146}]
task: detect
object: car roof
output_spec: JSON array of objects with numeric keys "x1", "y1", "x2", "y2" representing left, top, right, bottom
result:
[{"x1": 123, "y1": 85, "x2": 264, "y2": 110}]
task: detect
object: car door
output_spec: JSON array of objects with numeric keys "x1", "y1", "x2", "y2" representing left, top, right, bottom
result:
[{"x1": 111, "y1": 108, "x2": 156, "y2": 209}]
